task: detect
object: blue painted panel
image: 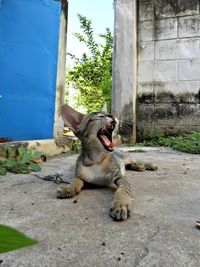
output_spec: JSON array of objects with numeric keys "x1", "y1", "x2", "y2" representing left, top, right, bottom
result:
[{"x1": 0, "y1": 0, "x2": 61, "y2": 140}]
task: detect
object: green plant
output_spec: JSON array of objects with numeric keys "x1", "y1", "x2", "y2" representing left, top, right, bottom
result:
[
  {"x1": 139, "y1": 132, "x2": 200, "y2": 154},
  {"x1": 0, "y1": 225, "x2": 38, "y2": 253},
  {"x1": 71, "y1": 139, "x2": 81, "y2": 154},
  {"x1": 66, "y1": 14, "x2": 113, "y2": 113},
  {"x1": 0, "y1": 146, "x2": 46, "y2": 175}
]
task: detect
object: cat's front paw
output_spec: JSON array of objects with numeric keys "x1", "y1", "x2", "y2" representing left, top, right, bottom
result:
[
  {"x1": 57, "y1": 185, "x2": 76, "y2": 199},
  {"x1": 109, "y1": 201, "x2": 130, "y2": 221}
]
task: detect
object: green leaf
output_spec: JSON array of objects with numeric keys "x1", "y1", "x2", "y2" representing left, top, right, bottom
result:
[
  {"x1": 29, "y1": 162, "x2": 41, "y2": 172},
  {"x1": 31, "y1": 151, "x2": 46, "y2": 160},
  {"x1": 18, "y1": 146, "x2": 27, "y2": 156},
  {"x1": 0, "y1": 225, "x2": 38, "y2": 253},
  {"x1": 0, "y1": 166, "x2": 7, "y2": 176},
  {"x1": 6, "y1": 146, "x2": 15, "y2": 160},
  {"x1": 17, "y1": 147, "x2": 32, "y2": 164},
  {"x1": 4, "y1": 158, "x2": 17, "y2": 168},
  {"x1": 12, "y1": 164, "x2": 30, "y2": 174}
]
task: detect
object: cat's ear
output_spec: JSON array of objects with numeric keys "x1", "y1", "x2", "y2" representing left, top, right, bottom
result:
[{"x1": 62, "y1": 104, "x2": 85, "y2": 133}]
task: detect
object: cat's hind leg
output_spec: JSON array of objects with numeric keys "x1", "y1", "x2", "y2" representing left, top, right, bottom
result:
[
  {"x1": 124, "y1": 158, "x2": 157, "y2": 172},
  {"x1": 57, "y1": 177, "x2": 84, "y2": 198}
]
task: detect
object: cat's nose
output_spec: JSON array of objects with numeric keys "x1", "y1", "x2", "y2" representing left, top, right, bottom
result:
[
  {"x1": 112, "y1": 116, "x2": 118, "y2": 124},
  {"x1": 112, "y1": 118, "x2": 119, "y2": 127},
  {"x1": 108, "y1": 114, "x2": 118, "y2": 123},
  {"x1": 113, "y1": 117, "x2": 118, "y2": 124}
]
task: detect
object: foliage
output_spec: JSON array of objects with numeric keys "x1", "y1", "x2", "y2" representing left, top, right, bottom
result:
[
  {"x1": 0, "y1": 224, "x2": 38, "y2": 253},
  {"x1": 0, "y1": 146, "x2": 46, "y2": 175},
  {"x1": 139, "y1": 132, "x2": 200, "y2": 154},
  {"x1": 71, "y1": 139, "x2": 81, "y2": 154},
  {"x1": 67, "y1": 14, "x2": 113, "y2": 113}
]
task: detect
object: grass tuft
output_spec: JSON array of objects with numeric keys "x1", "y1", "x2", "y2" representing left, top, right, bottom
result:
[{"x1": 138, "y1": 132, "x2": 200, "y2": 154}]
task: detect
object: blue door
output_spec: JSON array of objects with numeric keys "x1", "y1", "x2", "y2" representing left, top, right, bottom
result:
[{"x1": 0, "y1": 0, "x2": 61, "y2": 141}]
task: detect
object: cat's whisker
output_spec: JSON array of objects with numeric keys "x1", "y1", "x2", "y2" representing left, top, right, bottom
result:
[
  {"x1": 118, "y1": 125, "x2": 133, "y2": 134},
  {"x1": 119, "y1": 123, "x2": 132, "y2": 130},
  {"x1": 118, "y1": 120, "x2": 133, "y2": 125}
]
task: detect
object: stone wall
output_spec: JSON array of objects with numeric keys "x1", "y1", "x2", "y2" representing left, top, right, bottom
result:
[{"x1": 137, "y1": 0, "x2": 200, "y2": 140}]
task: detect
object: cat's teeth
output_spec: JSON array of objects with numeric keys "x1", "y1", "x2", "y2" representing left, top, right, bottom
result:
[{"x1": 107, "y1": 123, "x2": 113, "y2": 129}]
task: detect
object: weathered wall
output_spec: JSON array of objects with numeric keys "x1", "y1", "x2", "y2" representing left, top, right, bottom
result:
[{"x1": 137, "y1": 0, "x2": 200, "y2": 140}]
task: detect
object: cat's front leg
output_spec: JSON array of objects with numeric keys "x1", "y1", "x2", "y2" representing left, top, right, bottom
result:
[
  {"x1": 109, "y1": 178, "x2": 132, "y2": 221},
  {"x1": 57, "y1": 177, "x2": 84, "y2": 198}
]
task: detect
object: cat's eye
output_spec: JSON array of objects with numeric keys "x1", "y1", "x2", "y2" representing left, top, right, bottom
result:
[
  {"x1": 107, "y1": 114, "x2": 114, "y2": 118},
  {"x1": 88, "y1": 118, "x2": 95, "y2": 122},
  {"x1": 97, "y1": 114, "x2": 105, "y2": 118}
]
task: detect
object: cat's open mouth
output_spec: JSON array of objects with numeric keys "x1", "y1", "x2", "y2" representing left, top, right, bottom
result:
[{"x1": 97, "y1": 122, "x2": 116, "y2": 151}]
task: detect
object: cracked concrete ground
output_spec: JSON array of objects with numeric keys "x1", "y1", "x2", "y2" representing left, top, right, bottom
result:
[{"x1": 1, "y1": 147, "x2": 200, "y2": 267}]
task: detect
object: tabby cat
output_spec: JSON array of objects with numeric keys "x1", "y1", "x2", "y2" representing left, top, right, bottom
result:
[{"x1": 57, "y1": 105, "x2": 157, "y2": 221}]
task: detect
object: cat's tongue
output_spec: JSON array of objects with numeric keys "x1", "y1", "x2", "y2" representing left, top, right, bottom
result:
[
  {"x1": 99, "y1": 135, "x2": 115, "y2": 150},
  {"x1": 108, "y1": 142, "x2": 115, "y2": 149}
]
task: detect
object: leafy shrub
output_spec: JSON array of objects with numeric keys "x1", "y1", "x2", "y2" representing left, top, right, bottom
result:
[{"x1": 66, "y1": 14, "x2": 113, "y2": 112}]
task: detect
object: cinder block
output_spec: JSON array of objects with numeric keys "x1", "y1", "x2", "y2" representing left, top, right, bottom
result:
[
  {"x1": 155, "y1": 40, "x2": 177, "y2": 60},
  {"x1": 155, "y1": 39, "x2": 199, "y2": 60},
  {"x1": 136, "y1": 125, "x2": 155, "y2": 141},
  {"x1": 154, "y1": 0, "x2": 199, "y2": 19},
  {"x1": 153, "y1": 103, "x2": 178, "y2": 122},
  {"x1": 138, "y1": 42, "x2": 154, "y2": 61},
  {"x1": 138, "y1": 82, "x2": 153, "y2": 94},
  {"x1": 138, "y1": 61, "x2": 154, "y2": 82},
  {"x1": 137, "y1": 103, "x2": 154, "y2": 122},
  {"x1": 138, "y1": 0, "x2": 154, "y2": 22},
  {"x1": 154, "y1": 82, "x2": 177, "y2": 103},
  {"x1": 178, "y1": 59, "x2": 200, "y2": 80},
  {"x1": 179, "y1": 103, "x2": 200, "y2": 117},
  {"x1": 153, "y1": 125, "x2": 179, "y2": 137},
  {"x1": 136, "y1": 126, "x2": 154, "y2": 142},
  {"x1": 154, "y1": 81, "x2": 199, "y2": 94},
  {"x1": 178, "y1": 16, "x2": 200, "y2": 38},
  {"x1": 154, "y1": 125, "x2": 200, "y2": 136},
  {"x1": 137, "y1": 83, "x2": 155, "y2": 104},
  {"x1": 155, "y1": 18, "x2": 177, "y2": 40},
  {"x1": 177, "y1": 38, "x2": 199, "y2": 59},
  {"x1": 154, "y1": 81, "x2": 200, "y2": 103},
  {"x1": 138, "y1": 21, "x2": 155, "y2": 41},
  {"x1": 176, "y1": 81, "x2": 200, "y2": 93},
  {"x1": 154, "y1": 82, "x2": 177, "y2": 93},
  {"x1": 153, "y1": 103, "x2": 200, "y2": 126},
  {"x1": 153, "y1": 61, "x2": 177, "y2": 81}
]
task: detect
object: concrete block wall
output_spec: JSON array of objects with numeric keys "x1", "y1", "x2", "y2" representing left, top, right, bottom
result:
[{"x1": 137, "y1": 0, "x2": 200, "y2": 140}]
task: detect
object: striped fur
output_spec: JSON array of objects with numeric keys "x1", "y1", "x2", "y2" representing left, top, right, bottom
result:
[{"x1": 57, "y1": 106, "x2": 157, "y2": 221}]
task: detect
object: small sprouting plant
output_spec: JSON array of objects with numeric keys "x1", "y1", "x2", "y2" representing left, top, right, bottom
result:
[{"x1": 0, "y1": 146, "x2": 46, "y2": 175}]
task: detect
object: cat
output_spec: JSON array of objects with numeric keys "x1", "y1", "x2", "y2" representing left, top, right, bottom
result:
[{"x1": 57, "y1": 104, "x2": 157, "y2": 221}]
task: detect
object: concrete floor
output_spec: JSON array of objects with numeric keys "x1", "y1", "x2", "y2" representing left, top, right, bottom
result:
[{"x1": 1, "y1": 147, "x2": 200, "y2": 267}]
